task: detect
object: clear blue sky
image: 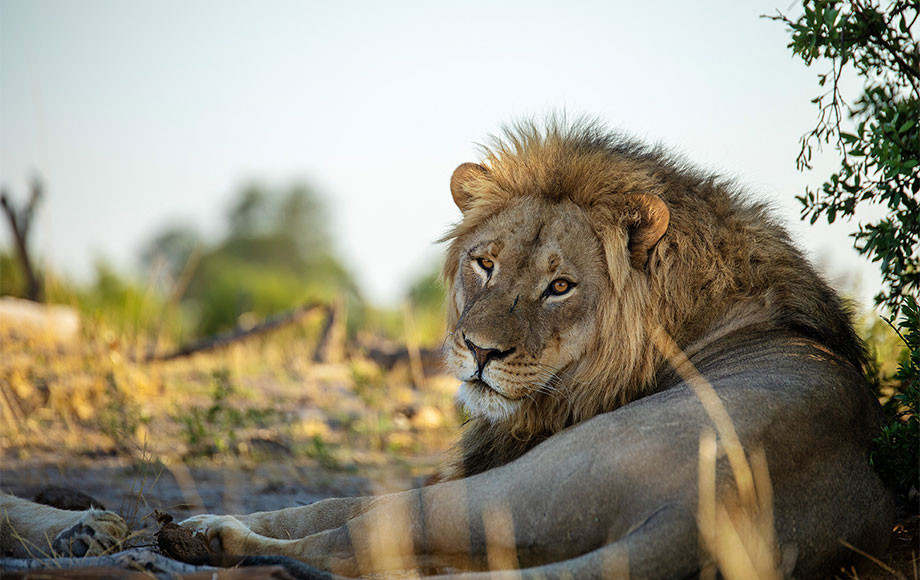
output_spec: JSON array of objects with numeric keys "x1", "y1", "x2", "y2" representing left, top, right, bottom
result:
[{"x1": 0, "y1": 0, "x2": 879, "y2": 307}]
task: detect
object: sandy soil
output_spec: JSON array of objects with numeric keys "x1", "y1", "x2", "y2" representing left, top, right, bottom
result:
[{"x1": 0, "y1": 447, "x2": 442, "y2": 555}]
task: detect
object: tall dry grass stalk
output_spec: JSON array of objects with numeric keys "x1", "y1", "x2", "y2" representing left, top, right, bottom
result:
[
  {"x1": 654, "y1": 328, "x2": 783, "y2": 580},
  {"x1": 403, "y1": 303, "x2": 428, "y2": 391},
  {"x1": 353, "y1": 497, "x2": 419, "y2": 574},
  {"x1": 482, "y1": 502, "x2": 520, "y2": 576}
]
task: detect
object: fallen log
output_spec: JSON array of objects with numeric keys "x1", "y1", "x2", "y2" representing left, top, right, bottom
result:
[
  {"x1": 0, "y1": 548, "x2": 212, "y2": 577},
  {"x1": 145, "y1": 302, "x2": 323, "y2": 362},
  {"x1": 0, "y1": 548, "x2": 322, "y2": 579}
]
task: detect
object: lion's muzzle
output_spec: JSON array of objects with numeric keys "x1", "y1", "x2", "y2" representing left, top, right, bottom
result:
[{"x1": 464, "y1": 336, "x2": 516, "y2": 378}]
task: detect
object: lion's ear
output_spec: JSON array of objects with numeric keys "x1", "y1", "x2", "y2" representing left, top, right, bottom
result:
[
  {"x1": 450, "y1": 163, "x2": 489, "y2": 213},
  {"x1": 625, "y1": 194, "x2": 669, "y2": 270}
]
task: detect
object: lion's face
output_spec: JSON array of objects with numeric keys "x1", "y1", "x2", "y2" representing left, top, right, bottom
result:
[{"x1": 445, "y1": 196, "x2": 607, "y2": 422}]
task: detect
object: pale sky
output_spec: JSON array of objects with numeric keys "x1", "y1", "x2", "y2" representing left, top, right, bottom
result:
[{"x1": 0, "y1": 0, "x2": 881, "y2": 307}]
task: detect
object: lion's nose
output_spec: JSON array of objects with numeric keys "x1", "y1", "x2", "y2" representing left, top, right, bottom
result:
[{"x1": 464, "y1": 337, "x2": 514, "y2": 376}]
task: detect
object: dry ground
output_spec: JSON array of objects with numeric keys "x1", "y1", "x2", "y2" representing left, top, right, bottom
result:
[{"x1": 1, "y1": 318, "x2": 459, "y2": 553}]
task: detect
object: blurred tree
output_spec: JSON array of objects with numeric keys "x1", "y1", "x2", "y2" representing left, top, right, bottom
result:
[
  {"x1": 277, "y1": 185, "x2": 330, "y2": 259},
  {"x1": 405, "y1": 264, "x2": 447, "y2": 347},
  {"x1": 0, "y1": 252, "x2": 26, "y2": 298},
  {"x1": 140, "y1": 224, "x2": 201, "y2": 284},
  {"x1": 143, "y1": 183, "x2": 362, "y2": 338},
  {"x1": 772, "y1": 0, "x2": 918, "y2": 496},
  {"x1": 0, "y1": 177, "x2": 44, "y2": 301},
  {"x1": 227, "y1": 184, "x2": 272, "y2": 238},
  {"x1": 407, "y1": 267, "x2": 445, "y2": 312}
]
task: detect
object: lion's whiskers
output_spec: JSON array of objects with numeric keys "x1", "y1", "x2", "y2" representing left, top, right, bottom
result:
[{"x1": 532, "y1": 363, "x2": 588, "y2": 391}]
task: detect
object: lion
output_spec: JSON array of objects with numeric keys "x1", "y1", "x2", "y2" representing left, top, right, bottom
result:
[{"x1": 1, "y1": 119, "x2": 893, "y2": 579}]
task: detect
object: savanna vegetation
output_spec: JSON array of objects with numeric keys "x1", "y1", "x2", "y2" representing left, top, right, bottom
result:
[{"x1": 0, "y1": 181, "x2": 456, "y2": 522}]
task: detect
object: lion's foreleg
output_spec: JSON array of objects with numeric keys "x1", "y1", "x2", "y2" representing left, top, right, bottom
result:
[
  {"x1": 1, "y1": 493, "x2": 74, "y2": 557},
  {"x1": 186, "y1": 515, "x2": 360, "y2": 574},
  {"x1": 188, "y1": 491, "x2": 700, "y2": 579},
  {"x1": 186, "y1": 484, "x2": 475, "y2": 575},
  {"x1": 298, "y1": 477, "x2": 700, "y2": 578},
  {"x1": 223, "y1": 496, "x2": 377, "y2": 539}
]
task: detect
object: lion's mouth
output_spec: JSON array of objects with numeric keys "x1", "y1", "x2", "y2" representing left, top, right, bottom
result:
[
  {"x1": 457, "y1": 378, "x2": 523, "y2": 422},
  {"x1": 467, "y1": 378, "x2": 515, "y2": 401}
]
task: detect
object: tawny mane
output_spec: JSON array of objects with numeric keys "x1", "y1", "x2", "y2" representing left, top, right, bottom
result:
[{"x1": 441, "y1": 118, "x2": 866, "y2": 478}]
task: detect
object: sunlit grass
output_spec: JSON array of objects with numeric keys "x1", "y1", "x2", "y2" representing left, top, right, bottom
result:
[{"x1": 0, "y1": 308, "x2": 459, "y2": 475}]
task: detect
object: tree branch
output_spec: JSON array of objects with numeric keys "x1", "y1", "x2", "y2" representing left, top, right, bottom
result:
[
  {"x1": 145, "y1": 302, "x2": 323, "y2": 362},
  {"x1": 0, "y1": 180, "x2": 43, "y2": 301}
]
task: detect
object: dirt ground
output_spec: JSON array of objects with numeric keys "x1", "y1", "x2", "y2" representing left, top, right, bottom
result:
[
  {"x1": 0, "y1": 448, "x2": 440, "y2": 556},
  {"x1": 0, "y1": 451, "x2": 412, "y2": 520}
]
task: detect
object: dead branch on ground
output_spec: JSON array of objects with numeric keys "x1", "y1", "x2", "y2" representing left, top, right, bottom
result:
[{"x1": 145, "y1": 302, "x2": 323, "y2": 362}]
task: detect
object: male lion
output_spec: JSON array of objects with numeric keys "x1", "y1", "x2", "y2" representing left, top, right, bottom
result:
[{"x1": 1, "y1": 120, "x2": 893, "y2": 579}]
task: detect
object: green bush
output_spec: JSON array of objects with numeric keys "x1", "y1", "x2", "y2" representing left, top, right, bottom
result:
[
  {"x1": 772, "y1": 0, "x2": 918, "y2": 497},
  {"x1": 873, "y1": 298, "x2": 919, "y2": 492},
  {"x1": 142, "y1": 183, "x2": 363, "y2": 339}
]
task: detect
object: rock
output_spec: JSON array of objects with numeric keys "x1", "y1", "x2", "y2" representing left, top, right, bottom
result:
[
  {"x1": 0, "y1": 297, "x2": 80, "y2": 343},
  {"x1": 155, "y1": 512, "x2": 210, "y2": 564}
]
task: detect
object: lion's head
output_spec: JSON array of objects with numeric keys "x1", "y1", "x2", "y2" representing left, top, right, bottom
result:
[
  {"x1": 440, "y1": 118, "x2": 866, "y2": 478},
  {"x1": 444, "y1": 194, "x2": 607, "y2": 423}
]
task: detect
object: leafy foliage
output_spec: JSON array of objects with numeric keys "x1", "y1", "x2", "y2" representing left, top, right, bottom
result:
[
  {"x1": 54, "y1": 260, "x2": 182, "y2": 346},
  {"x1": 0, "y1": 252, "x2": 27, "y2": 297},
  {"x1": 142, "y1": 184, "x2": 362, "y2": 338},
  {"x1": 406, "y1": 265, "x2": 447, "y2": 347},
  {"x1": 769, "y1": 0, "x2": 918, "y2": 312},
  {"x1": 178, "y1": 369, "x2": 281, "y2": 457},
  {"x1": 873, "y1": 297, "x2": 920, "y2": 491},
  {"x1": 772, "y1": 0, "x2": 919, "y2": 496}
]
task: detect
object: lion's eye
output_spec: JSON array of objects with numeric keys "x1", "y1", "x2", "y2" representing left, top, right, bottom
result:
[
  {"x1": 544, "y1": 278, "x2": 576, "y2": 298},
  {"x1": 476, "y1": 257, "x2": 494, "y2": 273}
]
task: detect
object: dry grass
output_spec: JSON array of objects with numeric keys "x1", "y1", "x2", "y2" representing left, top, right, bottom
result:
[{"x1": 0, "y1": 316, "x2": 459, "y2": 479}]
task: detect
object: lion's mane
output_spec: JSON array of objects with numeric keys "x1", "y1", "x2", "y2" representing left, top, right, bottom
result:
[{"x1": 440, "y1": 118, "x2": 867, "y2": 478}]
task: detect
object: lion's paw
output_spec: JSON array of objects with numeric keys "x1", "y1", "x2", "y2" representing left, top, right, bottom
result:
[
  {"x1": 179, "y1": 514, "x2": 253, "y2": 554},
  {"x1": 52, "y1": 509, "x2": 127, "y2": 557},
  {"x1": 178, "y1": 513, "x2": 235, "y2": 540}
]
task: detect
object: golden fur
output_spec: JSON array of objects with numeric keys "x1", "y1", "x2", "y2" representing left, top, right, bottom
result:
[{"x1": 441, "y1": 118, "x2": 866, "y2": 477}]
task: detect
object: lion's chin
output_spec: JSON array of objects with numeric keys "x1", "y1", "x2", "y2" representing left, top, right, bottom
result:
[{"x1": 456, "y1": 379, "x2": 522, "y2": 423}]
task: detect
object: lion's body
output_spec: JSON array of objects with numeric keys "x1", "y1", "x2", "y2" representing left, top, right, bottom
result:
[{"x1": 0, "y1": 120, "x2": 893, "y2": 579}]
